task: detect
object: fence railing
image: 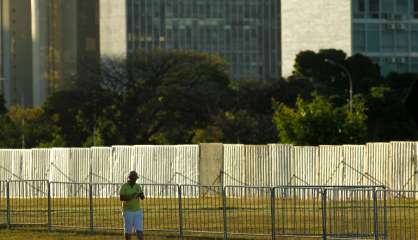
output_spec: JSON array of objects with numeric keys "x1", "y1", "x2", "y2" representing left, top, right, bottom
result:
[{"x1": 1, "y1": 180, "x2": 418, "y2": 239}]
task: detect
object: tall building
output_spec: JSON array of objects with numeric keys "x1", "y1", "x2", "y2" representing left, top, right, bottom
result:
[
  {"x1": 100, "y1": 0, "x2": 281, "y2": 81},
  {"x1": 0, "y1": 0, "x2": 99, "y2": 107},
  {"x1": 281, "y1": 0, "x2": 418, "y2": 76}
]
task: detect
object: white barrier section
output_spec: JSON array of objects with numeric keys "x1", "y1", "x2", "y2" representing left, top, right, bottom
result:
[
  {"x1": 20, "y1": 150, "x2": 32, "y2": 180},
  {"x1": 223, "y1": 144, "x2": 245, "y2": 186},
  {"x1": 91, "y1": 147, "x2": 113, "y2": 197},
  {"x1": 245, "y1": 145, "x2": 270, "y2": 186},
  {"x1": 91, "y1": 147, "x2": 112, "y2": 183},
  {"x1": 270, "y1": 144, "x2": 293, "y2": 186},
  {"x1": 0, "y1": 150, "x2": 14, "y2": 180},
  {"x1": 176, "y1": 145, "x2": 199, "y2": 197},
  {"x1": 49, "y1": 148, "x2": 72, "y2": 182},
  {"x1": 343, "y1": 145, "x2": 365, "y2": 185},
  {"x1": 365, "y1": 143, "x2": 391, "y2": 187},
  {"x1": 11, "y1": 150, "x2": 24, "y2": 180},
  {"x1": 70, "y1": 148, "x2": 91, "y2": 183},
  {"x1": 391, "y1": 142, "x2": 416, "y2": 191},
  {"x1": 318, "y1": 145, "x2": 343, "y2": 186},
  {"x1": 175, "y1": 145, "x2": 199, "y2": 185},
  {"x1": 133, "y1": 145, "x2": 154, "y2": 184},
  {"x1": 293, "y1": 146, "x2": 318, "y2": 186},
  {"x1": 111, "y1": 146, "x2": 133, "y2": 183},
  {"x1": 154, "y1": 145, "x2": 176, "y2": 184},
  {"x1": 31, "y1": 149, "x2": 51, "y2": 180}
]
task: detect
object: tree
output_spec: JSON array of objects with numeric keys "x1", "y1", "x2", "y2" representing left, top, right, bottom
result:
[
  {"x1": 273, "y1": 94, "x2": 367, "y2": 145},
  {"x1": 292, "y1": 49, "x2": 381, "y2": 106},
  {"x1": 44, "y1": 49, "x2": 234, "y2": 145},
  {"x1": 367, "y1": 73, "x2": 418, "y2": 141},
  {"x1": 6, "y1": 106, "x2": 63, "y2": 148}
]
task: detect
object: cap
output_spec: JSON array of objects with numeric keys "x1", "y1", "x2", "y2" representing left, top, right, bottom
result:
[{"x1": 128, "y1": 170, "x2": 139, "y2": 180}]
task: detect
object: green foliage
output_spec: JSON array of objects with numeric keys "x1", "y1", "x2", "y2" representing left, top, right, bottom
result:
[
  {"x1": 273, "y1": 94, "x2": 367, "y2": 145},
  {"x1": 3, "y1": 106, "x2": 63, "y2": 148},
  {"x1": 1, "y1": 48, "x2": 415, "y2": 147}
]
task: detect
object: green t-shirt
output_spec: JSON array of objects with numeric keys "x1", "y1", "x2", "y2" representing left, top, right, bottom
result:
[{"x1": 119, "y1": 183, "x2": 144, "y2": 211}]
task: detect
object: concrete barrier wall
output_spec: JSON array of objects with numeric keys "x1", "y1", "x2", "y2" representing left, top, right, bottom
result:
[{"x1": 0, "y1": 142, "x2": 417, "y2": 192}]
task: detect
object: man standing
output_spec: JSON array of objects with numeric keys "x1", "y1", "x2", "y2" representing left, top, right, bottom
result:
[{"x1": 120, "y1": 171, "x2": 145, "y2": 240}]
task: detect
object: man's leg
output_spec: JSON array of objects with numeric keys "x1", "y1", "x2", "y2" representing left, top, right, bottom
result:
[
  {"x1": 136, "y1": 230, "x2": 144, "y2": 240},
  {"x1": 134, "y1": 211, "x2": 144, "y2": 240},
  {"x1": 123, "y1": 211, "x2": 133, "y2": 240}
]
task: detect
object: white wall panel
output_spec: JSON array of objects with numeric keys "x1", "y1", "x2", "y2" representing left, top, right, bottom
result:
[
  {"x1": 0, "y1": 150, "x2": 14, "y2": 180},
  {"x1": 70, "y1": 148, "x2": 91, "y2": 183},
  {"x1": 111, "y1": 146, "x2": 133, "y2": 183},
  {"x1": 270, "y1": 144, "x2": 293, "y2": 186},
  {"x1": 223, "y1": 144, "x2": 245, "y2": 186},
  {"x1": 245, "y1": 145, "x2": 270, "y2": 186},
  {"x1": 175, "y1": 145, "x2": 199, "y2": 186},
  {"x1": 343, "y1": 145, "x2": 365, "y2": 185},
  {"x1": 176, "y1": 145, "x2": 199, "y2": 197},
  {"x1": 318, "y1": 145, "x2": 343, "y2": 185},
  {"x1": 19, "y1": 150, "x2": 32, "y2": 180},
  {"x1": 391, "y1": 142, "x2": 416, "y2": 191},
  {"x1": 31, "y1": 148, "x2": 50, "y2": 180},
  {"x1": 11, "y1": 150, "x2": 23, "y2": 180},
  {"x1": 49, "y1": 148, "x2": 71, "y2": 182},
  {"x1": 365, "y1": 143, "x2": 391, "y2": 187},
  {"x1": 293, "y1": 146, "x2": 318, "y2": 186},
  {"x1": 91, "y1": 147, "x2": 113, "y2": 183}
]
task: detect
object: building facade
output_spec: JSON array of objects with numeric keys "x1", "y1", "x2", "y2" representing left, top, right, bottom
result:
[
  {"x1": 352, "y1": 0, "x2": 418, "y2": 75},
  {"x1": 101, "y1": 0, "x2": 281, "y2": 81},
  {"x1": 282, "y1": 0, "x2": 418, "y2": 77},
  {"x1": 0, "y1": 0, "x2": 99, "y2": 107}
]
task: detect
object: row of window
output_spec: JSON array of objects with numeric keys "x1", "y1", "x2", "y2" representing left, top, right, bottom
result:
[
  {"x1": 128, "y1": 0, "x2": 280, "y2": 19},
  {"x1": 353, "y1": 23, "x2": 418, "y2": 52},
  {"x1": 353, "y1": 0, "x2": 418, "y2": 18},
  {"x1": 371, "y1": 56, "x2": 418, "y2": 74}
]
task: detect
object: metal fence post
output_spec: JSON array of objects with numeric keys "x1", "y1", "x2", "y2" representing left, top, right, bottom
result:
[
  {"x1": 271, "y1": 187, "x2": 276, "y2": 240},
  {"x1": 178, "y1": 185, "x2": 184, "y2": 239},
  {"x1": 322, "y1": 189, "x2": 327, "y2": 240},
  {"x1": 373, "y1": 189, "x2": 379, "y2": 240},
  {"x1": 47, "y1": 181, "x2": 52, "y2": 231},
  {"x1": 89, "y1": 183, "x2": 94, "y2": 232},
  {"x1": 222, "y1": 186, "x2": 228, "y2": 240},
  {"x1": 6, "y1": 181, "x2": 10, "y2": 229}
]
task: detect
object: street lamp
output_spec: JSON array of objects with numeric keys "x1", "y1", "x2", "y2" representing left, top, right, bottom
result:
[{"x1": 324, "y1": 59, "x2": 353, "y2": 114}]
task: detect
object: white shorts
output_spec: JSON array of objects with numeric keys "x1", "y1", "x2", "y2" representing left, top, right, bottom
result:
[{"x1": 123, "y1": 210, "x2": 144, "y2": 233}]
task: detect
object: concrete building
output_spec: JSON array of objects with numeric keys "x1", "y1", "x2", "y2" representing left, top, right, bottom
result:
[
  {"x1": 282, "y1": 0, "x2": 418, "y2": 77},
  {"x1": 0, "y1": 0, "x2": 99, "y2": 107},
  {"x1": 100, "y1": 0, "x2": 281, "y2": 81}
]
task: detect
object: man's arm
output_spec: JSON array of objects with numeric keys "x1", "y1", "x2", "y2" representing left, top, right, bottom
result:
[{"x1": 120, "y1": 192, "x2": 137, "y2": 201}]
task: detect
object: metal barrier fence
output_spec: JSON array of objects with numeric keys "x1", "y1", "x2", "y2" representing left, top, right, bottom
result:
[{"x1": 1, "y1": 181, "x2": 418, "y2": 239}]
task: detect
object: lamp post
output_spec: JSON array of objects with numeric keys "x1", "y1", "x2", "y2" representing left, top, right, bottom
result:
[{"x1": 324, "y1": 59, "x2": 353, "y2": 114}]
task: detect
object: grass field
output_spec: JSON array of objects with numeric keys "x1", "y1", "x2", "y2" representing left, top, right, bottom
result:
[{"x1": 1, "y1": 185, "x2": 418, "y2": 239}]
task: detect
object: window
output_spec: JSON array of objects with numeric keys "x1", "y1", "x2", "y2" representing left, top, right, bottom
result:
[
  {"x1": 396, "y1": 0, "x2": 408, "y2": 13},
  {"x1": 414, "y1": 0, "x2": 418, "y2": 18},
  {"x1": 412, "y1": 25, "x2": 418, "y2": 51},
  {"x1": 367, "y1": 24, "x2": 380, "y2": 52},
  {"x1": 359, "y1": 0, "x2": 366, "y2": 12},
  {"x1": 353, "y1": 24, "x2": 366, "y2": 51},
  {"x1": 382, "y1": 28, "x2": 395, "y2": 52},
  {"x1": 381, "y1": 0, "x2": 394, "y2": 13},
  {"x1": 396, "y1": 29, "x2": 409, "y2": 52},
  {"x1": 369, "y1": 0, "x2": 379, "y2": 13}
]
